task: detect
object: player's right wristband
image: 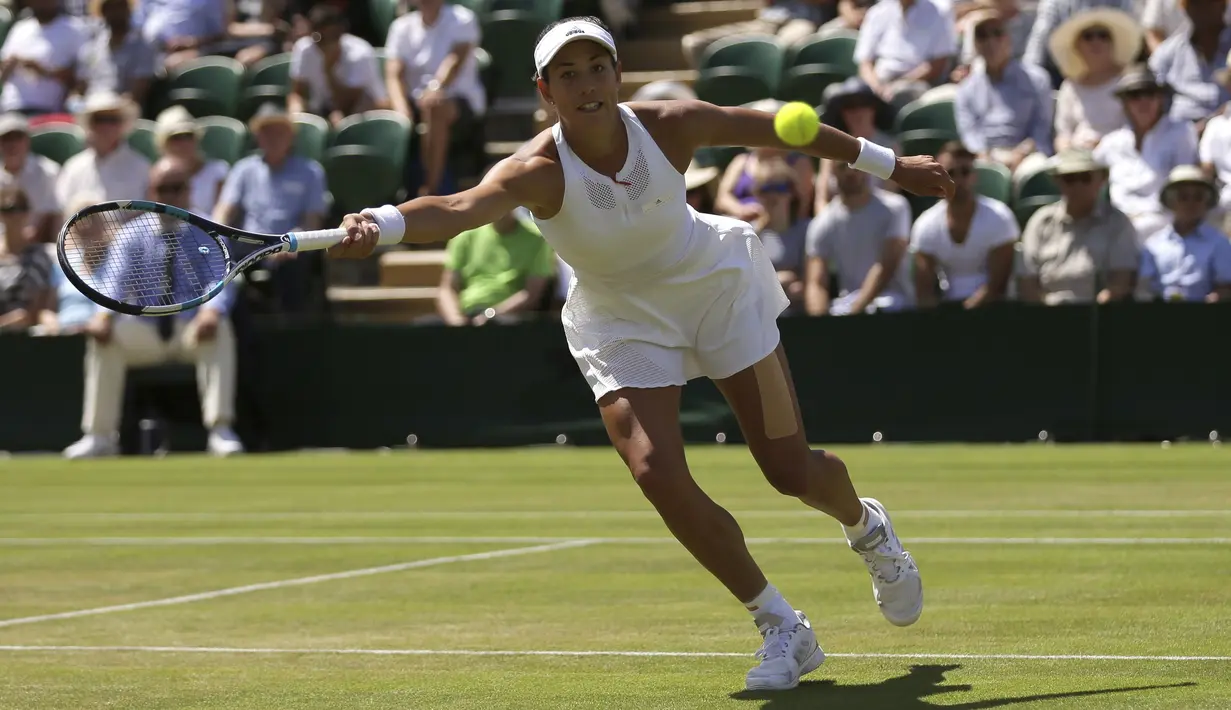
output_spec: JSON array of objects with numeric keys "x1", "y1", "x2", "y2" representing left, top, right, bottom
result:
[
  {"x1": 851, "y1": 137, "x2": 897, "y2": 181},
  {"x1": 361, "y1": 204, "x2": 406, "y2": 246}
]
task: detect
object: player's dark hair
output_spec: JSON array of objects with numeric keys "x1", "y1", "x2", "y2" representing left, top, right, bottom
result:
[
  {"x1": 532, "y1": 16, "x2": 616, "y2": 82},
  {"x1": 937, "y1": 140, "x2": 975, "y2": 162}
]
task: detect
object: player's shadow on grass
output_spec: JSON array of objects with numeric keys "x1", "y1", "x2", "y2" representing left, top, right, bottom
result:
[{"x1": 730, "y1": 663, "x2": 1197, "y2": 709}]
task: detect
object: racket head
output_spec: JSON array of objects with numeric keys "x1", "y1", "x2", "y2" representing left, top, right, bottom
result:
[{"x1": 56, "y1": 200, "x2": 284, "y2": 316}]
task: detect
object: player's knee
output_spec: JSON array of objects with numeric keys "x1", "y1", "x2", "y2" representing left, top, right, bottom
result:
[
  {"x1": 626, "y1": 446, "x2": 684, "y2": 497},
  {"x1": 759, "y1": 445, "x2": 818, "y2": 498}
]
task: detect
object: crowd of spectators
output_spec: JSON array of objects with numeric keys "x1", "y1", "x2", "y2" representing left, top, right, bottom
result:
[{"x1": 1, "y1": 0, "x2": 1230, "y2": 458}]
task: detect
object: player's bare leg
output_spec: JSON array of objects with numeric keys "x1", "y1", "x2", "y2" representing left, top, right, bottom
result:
[
  {"x1": 599, "y1": 385, "x2": 822, "y2": 690},
  {"x1": 714, "y1": 345, "x2": 923, "y2": 628}
]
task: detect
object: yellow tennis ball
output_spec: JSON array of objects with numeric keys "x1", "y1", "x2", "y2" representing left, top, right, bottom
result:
[{"x1": 774, "y1": 102, "x2": 821, "y2": 147}]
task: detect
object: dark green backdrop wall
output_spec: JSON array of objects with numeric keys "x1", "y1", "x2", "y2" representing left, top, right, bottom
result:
[{"x1": 2, "y1": 302, "x2": 1228, "y2": 452}]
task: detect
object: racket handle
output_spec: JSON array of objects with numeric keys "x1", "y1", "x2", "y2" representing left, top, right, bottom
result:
[{"x1": 286, "y1": 227, "x2": 348, "y2": 252}]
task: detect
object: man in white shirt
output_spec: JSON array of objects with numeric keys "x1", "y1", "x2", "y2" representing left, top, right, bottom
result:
[
  {"x1": 0, "y1": 0, "x2": 87, "y2": 114},
  {"x1": 854, "y1": 0, "x2": 958, "y2": 109},
  {"x1": 385, "y1": 0, "x2": 486, "y2": 197},
  {"x1": 55, "y1": 92, "x2": 152, "y2": 209},
  {"x1": 0, "y1": 113, "x2": 61, "y2": 244},
  {"x1": 911, "y1": 141, "x2": 1019, "y2": 307},
  {"x1": 288, "y1": 4, "x2": 389, "y2": 127},
  {"x1": 805, "y1": 160, "x2": 915, "y2": 315},
  {"x1": 1199, "y1": 50, "x2": 1231, "y2": 233}
]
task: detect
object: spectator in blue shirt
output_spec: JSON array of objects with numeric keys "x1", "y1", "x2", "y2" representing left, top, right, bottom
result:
[
  {"x1": 955, "y1": 7, "x2": 1054, "y2": 179},
  {"x1": 1140, "y1": 165, "x2": 1231, "y2": 302},
  {"x1": 214, "y1": 103, "x2": 328, "y2": 314},
  {"x1": 1149, "y1": 0, "x2": 1231, "y2": 126},
  {"x1": 63, "y1": 157, "x2": 244, "y2": 459}
]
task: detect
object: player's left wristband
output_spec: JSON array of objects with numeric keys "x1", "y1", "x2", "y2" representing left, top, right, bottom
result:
[
  {"x1": 851, "y1": 137, "x2": 897, "y2": 181},
  {"x1": 361, "y1": 204, "x2": 406, "y2": 246}
]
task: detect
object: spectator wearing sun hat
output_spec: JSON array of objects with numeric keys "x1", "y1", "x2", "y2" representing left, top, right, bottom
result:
[
  {"x1": 1094, "y1": 65, "x2": 1199, "y2": 243},
  {"x1": 1049, "y1": 8, "x2": 1141, "y2": 153},
  {"x1": 153, "y1": 106, "x2": 229, "y2": 216},
  {"x1": 1139, "y1": 165, "x2": 1231, "y2": 301},
  {"x1": 1149, "y1": 0, "x2": 1231, "y2": 125},
  {"x1": 0, "y1": 113, "x2": 61, "y2": 244},
  {"x1": 814, "y1": 78, "x2": 898, "y2": 211},
  {"x1": 55, "y1": 91, "x2": 150, "y2": 209},
  {"x1": 1018, "y1": 149, "x2": 1138, "y2": 304},
  {"x1": 955, "y1": 6, "x2": 1054, "y2": 179},
  {"x1": 1197, "y1": 52, "x2": 1231, "y2": 232}
]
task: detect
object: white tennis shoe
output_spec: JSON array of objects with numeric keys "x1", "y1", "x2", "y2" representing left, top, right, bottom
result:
[
  {"x1": 847, "y1": 497, "x2": 923, "y2": 627},
  {"x1": 745, "y1": 610, "x2": 826, "y2": 691}
]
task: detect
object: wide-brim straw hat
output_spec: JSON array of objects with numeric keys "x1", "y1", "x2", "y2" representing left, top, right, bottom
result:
[
  {"x1": 154, "y1": 105, "x2": 201, "y2": 147},
  {"x1": 821, "y1": 77, "x2": 893, "y2": 131},
  {"x1": 1159, "y1": 164, "x2": 1218, "y2": 210},
  {"x1": 684, "y1": 159, "x2": 719, "y2": 191},
  {"x1": 1049, "y1": 8, "x2": 1143, "y2": 80},
  {"x1": 76, "y1": 91, "x2": 139, "y2": 129}
]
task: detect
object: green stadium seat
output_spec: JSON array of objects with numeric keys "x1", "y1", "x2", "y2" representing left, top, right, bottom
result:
[
  {"x1": 699, "y1": 35, "x2": 783, "y2": 96},
  {"x1": 784, "y1": 32, "x2": 858, "y2": 76},
  {"x1": 897, "y1": 128, "x2": 957, "y2": 158},
  {"x1": 1015, "y1": 194, "x2": 1060, "y2": 227},
  {"x1": 974, "y1": 160, "x2": 1012, "y2": 204},
  {"x1": 127, "y1": 119, "x2": 160, "y2": 161},
  {"x1": 247, "y1": 53, "x2": 291, "y2": 88},
  {"x1": 324, "y1": 145, "x2": 402, "y2": 213},
  {"x1": 777, "y1": 63, "x2": 848, "y2": 105},
  {"x1": 0, "y1": 6, "x2": 12, "y2": 49},
  {"x1": 369, "y1": 0, "x2": 398, "y2": 43},
  {"x1": 486, "y1": 0, "x2": 563, "y2": 21},
  {"x1": 332, "y1": 110, "x2": 412, "y2": 173},
  {"x1": 291, "y1": 112, "x2": 331, "y2": 162},
  {"x1": 895, "y1": 97, "x2": 958, "y2": 136},
  {"x1": 480, "y1": 10, "x2": 540, "y2": 99},
  {"x1": 239, "y1": 86, "x2": 288, "y2": 122},
  {"x1": 694, "y1": 67, "x2": 773, "y2": 107},
  {"x1": 196, "y1": 115, "x2": 246, "y2": 164},
  {"x1": 30, "y1": 124, "x2": 85, "y2": 165},
  {"x1": 1015, "y1": 161, "x2": 1060, "y2": 202},
  {"x1": 167, "y1": 57, "x2": 245, "y2": 117}
]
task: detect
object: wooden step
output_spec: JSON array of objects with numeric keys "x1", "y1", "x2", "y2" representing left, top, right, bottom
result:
[
  {"x1": 620, "y1": 37, "x2": 689, "y2": 72},
  {"x1": 379, "y1": 249, "x2": 448, "y2": 288},
  {"x1": 620, "y1": 70, "x2": 698, "y2": 100},
  {"x1": 638, "y1": 0, "x2": 761, "y2": 37},
  {"x1": 327, "y1": 286, "x2": 438, "y2": 322}
]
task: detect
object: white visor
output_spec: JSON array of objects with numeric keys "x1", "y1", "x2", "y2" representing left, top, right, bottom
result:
[{"x1": 533, "y1": 20, "x2": 618, "y2": 77}]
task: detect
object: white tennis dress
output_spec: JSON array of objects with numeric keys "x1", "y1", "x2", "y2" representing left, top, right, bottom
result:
[{"x1": 531, "y1": 104, "x2": 791, "y2": 400}]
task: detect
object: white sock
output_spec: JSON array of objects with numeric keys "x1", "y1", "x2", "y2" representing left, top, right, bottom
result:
[
  {"x1": 744, "y1": 583, "x2": 800, "y2": 628},
  {"x1": 842, "y1": 502, "x2": 879, "y2": 542}
]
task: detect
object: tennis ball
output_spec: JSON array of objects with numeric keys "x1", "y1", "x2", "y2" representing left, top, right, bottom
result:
[{"x1": 774, "y1": 102, "x2": 821, "y2": 147}]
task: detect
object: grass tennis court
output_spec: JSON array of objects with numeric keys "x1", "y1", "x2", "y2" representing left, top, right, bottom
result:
[{"x1": 1, "y1": 445, "x2": 1228, "y2": 709}]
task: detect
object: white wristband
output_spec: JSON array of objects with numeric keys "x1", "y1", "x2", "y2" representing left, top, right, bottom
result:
[
  {"x1": 361, "y1": 204, "x2": 406, "y2": 246},
  {"x1": 851, "y1": 137, "x2": 897, "y2": 181}
]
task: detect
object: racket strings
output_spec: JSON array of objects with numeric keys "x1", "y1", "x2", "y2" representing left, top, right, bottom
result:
[{"x1": 61, "y1": 208, "x2": 228, "y2": 309}]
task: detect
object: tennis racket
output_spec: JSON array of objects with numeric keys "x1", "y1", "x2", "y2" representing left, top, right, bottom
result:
[{"x1": 56, "y1": 199, "x2": 395, "y2": 316}]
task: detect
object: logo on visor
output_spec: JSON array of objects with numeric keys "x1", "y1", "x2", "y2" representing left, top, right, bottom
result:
[{"x1": 565, "y1": 26, "x2": 585, "y2": 35}]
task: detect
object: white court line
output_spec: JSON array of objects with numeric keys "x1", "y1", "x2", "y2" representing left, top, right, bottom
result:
[
  {"x1": 3, "y1": 509, "x2": 1231, "y2": 521},
  {"x1": 0, "y1": 536, "x2": 1229, "y2": 546},
  {"x1": 0, "y1": 645, "x2": 1226, "y2": 662},
  {"x1": 0, "y1": 540, "x2": 594, "y2": 629}
]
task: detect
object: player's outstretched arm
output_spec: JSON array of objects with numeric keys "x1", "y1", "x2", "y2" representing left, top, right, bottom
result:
[
  {"x1": 676, "y1": 100, "x2": 954, "y2": 200},
  {"x1": 329, "y1": 154, "x2": 551, "y2": 259}
]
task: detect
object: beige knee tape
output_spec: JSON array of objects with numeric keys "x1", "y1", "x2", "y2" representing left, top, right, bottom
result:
[{"x1": 753, "y1": 354, "x2": 798, "y2": 439}]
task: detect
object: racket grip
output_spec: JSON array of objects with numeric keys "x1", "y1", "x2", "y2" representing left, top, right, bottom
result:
[{"x1": 286, "y1": 227, "x2": 348, "y2": 252}]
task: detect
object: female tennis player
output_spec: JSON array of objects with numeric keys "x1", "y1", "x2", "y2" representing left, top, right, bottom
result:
[{"x1": 332, "y1": 17, "x2": 953, "y2": 691}]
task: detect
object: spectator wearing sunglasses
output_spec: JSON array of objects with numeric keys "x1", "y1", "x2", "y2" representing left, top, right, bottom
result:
[
  {"x1": 745, "y1": 156, "x2": 809, "y2": 311},
  {"x1": 955, "y1": 7, "x2": 1053, "y2": 180},
  {"x1": 1018, "y1": 149, "x2": 1138, "y2": 304},
  {"x1": 1139, "y1": 165, "x2": 1231, "y2": 301},
  {"x1": 1149, "y1": 0, "x2": 1231, "y2": 126},
  {"x1": 1197, "y1": 48, "x2": 1231, "y2": 232},
  {"x1": 1049, "y1": 9, "x2": 1140, "y2": 153},
  {"x1": 715, "y1": 100, "x2": 815, "y2": 224},
  {"x1": 55, "y1": 92, "x2": 152, "y2": 211},
  {"x1": 911, "y1": 141, "x2": 1019, "y2": 308},
  {"x1": 0, "y1": 180, "x2": 51, "y2": 332},
  {"x1": 1093, "y1": 66, "x2": 1199, "y2": 243}
]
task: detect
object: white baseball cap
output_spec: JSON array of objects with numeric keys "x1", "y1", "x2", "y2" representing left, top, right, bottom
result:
[{"x1": 533, "y1": 19, "x2": 618, "y2": 77}]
